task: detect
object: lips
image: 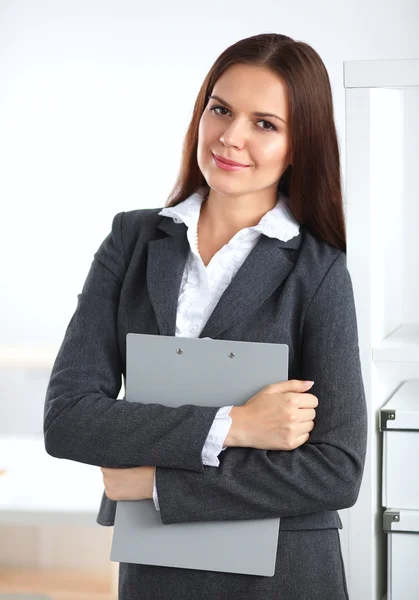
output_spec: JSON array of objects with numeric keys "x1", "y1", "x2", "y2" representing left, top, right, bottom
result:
[{"x1": 211, "y1": 153, "x2": 249, "y2": 167}]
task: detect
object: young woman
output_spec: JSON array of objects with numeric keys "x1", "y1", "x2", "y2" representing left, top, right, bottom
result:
[{"x1": 44, "y1": 32, "x2": 367, "y2": 599}]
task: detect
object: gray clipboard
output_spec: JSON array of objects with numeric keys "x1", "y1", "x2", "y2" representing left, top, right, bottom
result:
[{"x1": 111, "y1": 333, "x2": 288, "y2": 576}]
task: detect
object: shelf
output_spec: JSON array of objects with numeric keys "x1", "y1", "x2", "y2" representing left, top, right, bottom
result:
[
  {"x1": 381, "y1": 380, "x2": 419, "y2": 431},
  {"x1": 0, "y1": 566, "x2": 115, "y2": 600},
  {"x1": 344, "y1": 58, "x2": 419, "y2": 88},
  {"x1": 373, "y1": 324, "x2": 419, "y2": 362}
]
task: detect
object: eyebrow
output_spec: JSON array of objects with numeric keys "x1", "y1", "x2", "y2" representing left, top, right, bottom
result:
[{"x1": 208, "y1": 94, "x2": 287, "y2": 125}]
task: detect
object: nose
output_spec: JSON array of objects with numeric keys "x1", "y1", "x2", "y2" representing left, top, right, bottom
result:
[{"x1": 219, "y1": 118, "x2": 247, "y2": 149}]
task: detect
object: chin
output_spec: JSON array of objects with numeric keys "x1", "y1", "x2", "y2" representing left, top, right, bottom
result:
[{"x1": 203, "y1": 179, "x2": 244, "y2": 197}]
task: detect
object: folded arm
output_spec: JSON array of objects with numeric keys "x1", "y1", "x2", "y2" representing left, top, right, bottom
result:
[
  {"x1": 152, "y1": 405, "x2": 233, "y2": 509},
  {"x1": 155, "y1": 252, "x2": 368, "y2": 524},
  {"x1": 43, "y1": 212, "x2": 221, "y2": 472}
]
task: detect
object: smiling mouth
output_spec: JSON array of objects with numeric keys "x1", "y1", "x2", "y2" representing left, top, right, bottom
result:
[
  {"x1": 211, "y1": 152, "x2": 250, "y2": 172},
  {"x1": 211, "y1": 152, "x2": 250, "y2": 167}
]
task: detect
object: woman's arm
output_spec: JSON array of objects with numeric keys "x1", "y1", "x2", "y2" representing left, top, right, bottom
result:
[
  {"x1": 154, "y1": 252, "x2": 368, "y2": 523},
  {"x1": 43, "y1": 212, "x2": 220, "y2": 472}
]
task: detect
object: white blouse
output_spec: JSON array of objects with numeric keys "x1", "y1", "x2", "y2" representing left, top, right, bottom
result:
[{"x1": 152, "y1": 185, "x2": 301, "y2": 510}]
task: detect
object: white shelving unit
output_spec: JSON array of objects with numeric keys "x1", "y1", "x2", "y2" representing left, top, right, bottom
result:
[{"x1": 344, "y1": 58, "x2": 419, "y2": 600}]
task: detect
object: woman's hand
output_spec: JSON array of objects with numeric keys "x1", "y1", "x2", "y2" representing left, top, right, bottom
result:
[
  {"x1": 224, "y1": 379, "x2": 318, "y2": 451},
  {"x1": 100, "y1": 466, "x2": 156, "y2": 501}
]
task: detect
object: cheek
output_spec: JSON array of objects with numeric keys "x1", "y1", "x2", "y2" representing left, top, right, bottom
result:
[
  {"x1": 198, "y1": 112, "x2": 210, "y2": 134},
  {"x1": 197, "y1": 122, "x2": 211, "y2": 156},
  {"x1": 258, "y1": 138, "x2": 289, "y2": 165},
  {"x1": 200, "y1": 111, "x2": 224, "y2": 141},
  {"x1": 197, "y1": 119, "x2": 204, "y2": 143}
]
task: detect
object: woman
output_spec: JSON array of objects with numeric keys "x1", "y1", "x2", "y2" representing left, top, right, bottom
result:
[{"x1": 44, "y1": 33, "x2": 367, "y2": 599}]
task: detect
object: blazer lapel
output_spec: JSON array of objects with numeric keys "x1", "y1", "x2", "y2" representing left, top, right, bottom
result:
[
  {"x1": 200, "y1": 233, "x2": 302, "y2": 339},
  {"x1": 147, "y1": 215, "x2": 302, "y2": 339},
  {"x1": 147, "y1": 218, "x2": 189, "y2": 336}
]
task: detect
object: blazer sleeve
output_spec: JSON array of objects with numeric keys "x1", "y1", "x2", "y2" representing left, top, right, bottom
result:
[
  {"x1": 155, "y1": 251, "x2": 368, "y2": 524},
  {"x1": 43, "y1": 211, "x2": 220, "y2": 472}
]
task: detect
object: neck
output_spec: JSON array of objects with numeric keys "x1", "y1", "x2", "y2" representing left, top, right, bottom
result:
[{"x1": 200, "y1": 187, "x2": 277, "y2": 239}]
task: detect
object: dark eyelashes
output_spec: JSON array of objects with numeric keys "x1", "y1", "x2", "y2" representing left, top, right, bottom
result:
[{"x1": 209, "y1": 105, "x2": 277, "y2": 132}]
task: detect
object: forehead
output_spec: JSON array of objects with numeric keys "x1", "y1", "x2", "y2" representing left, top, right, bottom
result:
[{"x1": 212, "y1": 64, "x2": 288, "y2": 109}]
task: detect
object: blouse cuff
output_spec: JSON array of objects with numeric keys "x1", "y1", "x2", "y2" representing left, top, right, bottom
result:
[{"x1": 200, "y1": 405, "x2": 234, "y2": 467}]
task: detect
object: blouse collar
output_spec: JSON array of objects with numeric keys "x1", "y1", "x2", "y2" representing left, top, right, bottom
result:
[{"x1": 158, "y1": 185, "x2": 300, "y2": 243}]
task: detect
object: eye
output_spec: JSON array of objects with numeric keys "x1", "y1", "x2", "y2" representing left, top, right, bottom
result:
[
  {"x1": 210, "y1": 105, "x2": 230, "y2": 117},
  {"x1": 257, "y1": 120, "x2": 276, "y2": 132},
  {"x1": 209, "y1": 105, "x2": 277, "y2": 132}
]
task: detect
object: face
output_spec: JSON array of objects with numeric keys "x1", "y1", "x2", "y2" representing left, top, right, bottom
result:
[{"x1": 197, "y1": 63, "x2": 291, "y2": 200}]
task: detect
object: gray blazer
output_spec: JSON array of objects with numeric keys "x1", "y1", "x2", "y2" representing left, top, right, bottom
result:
[{"x1": 44, "y1": 208, "x2": 367, "y2": 599}]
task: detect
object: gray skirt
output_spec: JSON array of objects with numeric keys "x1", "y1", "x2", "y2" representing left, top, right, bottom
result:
[{"x1": 118, "y1": 528, "x2": 349, "y2": 600}]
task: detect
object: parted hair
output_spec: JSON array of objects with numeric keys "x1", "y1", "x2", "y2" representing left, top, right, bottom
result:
[{"x1": 165, "y1": 33, "x2": 346, "y2": 252}]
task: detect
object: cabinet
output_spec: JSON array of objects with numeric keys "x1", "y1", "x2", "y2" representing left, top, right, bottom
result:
[
  {"x1": 380, "y1": 381, "x2": 419, "y2": 600},
  {"x1": 344, "y1": 58, "x2": 419, "y2": 600},
  {"x1": 381, "y1": 380, "x2": 419, "y2": 509},
  {"x1": 383, "y1": 509, "x2": 419, "y2": 599}
]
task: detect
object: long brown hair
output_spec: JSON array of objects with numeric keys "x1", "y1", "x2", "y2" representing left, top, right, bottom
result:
[{"x1": 165, "y1": 33, "x2": 346, "y2": 253}]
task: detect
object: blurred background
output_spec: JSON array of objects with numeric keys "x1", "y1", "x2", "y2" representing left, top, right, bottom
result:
[{"x1": 0, "y1": 0, "x2": 418, "y2": 598}]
